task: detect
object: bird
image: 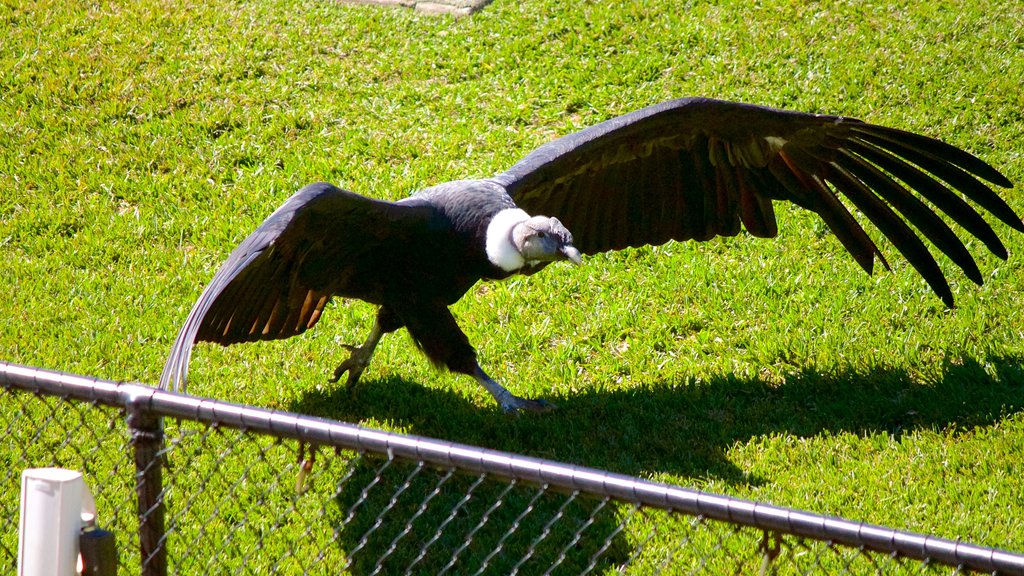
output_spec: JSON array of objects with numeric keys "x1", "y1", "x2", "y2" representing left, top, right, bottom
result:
[{"x1": 159, "y1": 97, "x2": 1020, "y2": 413}]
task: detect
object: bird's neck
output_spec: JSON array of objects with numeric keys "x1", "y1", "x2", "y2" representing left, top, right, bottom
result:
[{"x1": 485, "y1": 208, "x2": 531, "y2": 272}]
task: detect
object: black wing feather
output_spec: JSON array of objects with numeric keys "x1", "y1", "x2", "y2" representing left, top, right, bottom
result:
[
  {"x1": 159, "y1": 182, "x2": 442, "y2": 391},
  {"x1": 838, "y1": 149, "x2": 983, "y2": 285},
  {"x1": 772, "y1": 148, "x2": 887, "y2": 275},
  {"x1": 845, "y1": 138, "x2": 1009, "y2": 259},
  {"x1": 824, "y1": 161, "x2": 954, "y2": 306},
  {"x1": 495, "y1": 97, "x2": 1017, "y2": 304},
  {"x1": 849, "y1": 126, "x2": 1022, "y2": 231}
]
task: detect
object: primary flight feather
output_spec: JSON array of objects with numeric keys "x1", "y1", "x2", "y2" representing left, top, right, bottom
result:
[{"x1": 160, "y1": 98, "x2": 1019, "y2": 413}]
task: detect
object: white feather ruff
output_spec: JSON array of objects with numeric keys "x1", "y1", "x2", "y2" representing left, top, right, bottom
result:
[{"x1": 485, "y1": 208, "x2": 531, "y2": 272}]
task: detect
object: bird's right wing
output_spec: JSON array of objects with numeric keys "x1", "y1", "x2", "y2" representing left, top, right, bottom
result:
[
  {"x1": 494, "y1": 98, "x2": 1019, "y2": 306},
  {"x1": 159, "y1": 182, "x2": 442, "y2": 392}
]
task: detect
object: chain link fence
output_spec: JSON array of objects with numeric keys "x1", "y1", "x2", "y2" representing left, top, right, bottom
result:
[{"x1": 3, "y1": 360, "x2": 1024, "y2": 575}]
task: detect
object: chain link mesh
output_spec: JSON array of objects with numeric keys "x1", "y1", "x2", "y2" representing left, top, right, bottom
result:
[
  {"x1": 2, "y1": 370, "x2": 1020, "y2": 575},
  {"x1": 0, "y1": 388, "x2": 139, "y2": 569},
  {"x1": 145, "y1": 419, "x2": 982, "y2": 575}
]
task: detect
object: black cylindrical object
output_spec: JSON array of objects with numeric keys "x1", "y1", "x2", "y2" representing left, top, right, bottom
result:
[{"x1": 80, "y1": 527, "x2": 118, "y2": 576}]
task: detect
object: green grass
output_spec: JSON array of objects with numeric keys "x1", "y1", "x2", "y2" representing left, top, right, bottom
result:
[{"x1": 3, "y1": 0, "x2": 1024, "y2": 567}]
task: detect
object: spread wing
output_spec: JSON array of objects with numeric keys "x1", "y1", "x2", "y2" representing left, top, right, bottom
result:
[
  {"x1": 159, "y1": 182, "x2": 443, "y2": 391},
  {"x1": 494, "y1": 97, "x2": 1019, "y2": 306}
]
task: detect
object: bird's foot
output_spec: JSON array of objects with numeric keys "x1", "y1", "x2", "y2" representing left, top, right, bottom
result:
[
  {"x1": 498, "y1": 395, "x2": 558, "y2": 415},
  {"x1": 329, "y1": 344, "x2": 373, "y2": 388},
  {"x1": 473, "y1": 364, "x2": 557, "y2": 415}
]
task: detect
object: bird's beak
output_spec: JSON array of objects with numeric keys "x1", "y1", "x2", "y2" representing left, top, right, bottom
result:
[{"x1": 561, "y1": 245, "x2": 583, "y2": 265}]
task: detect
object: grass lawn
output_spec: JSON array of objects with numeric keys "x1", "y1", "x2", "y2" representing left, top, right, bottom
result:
[{"x1": 2, "y1": 0, "x2": 1023, "y2": 566}]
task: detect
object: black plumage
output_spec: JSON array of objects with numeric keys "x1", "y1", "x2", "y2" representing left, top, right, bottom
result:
[{"x1": 159, "y1": 98, "x2": 1019, "y2": 413}]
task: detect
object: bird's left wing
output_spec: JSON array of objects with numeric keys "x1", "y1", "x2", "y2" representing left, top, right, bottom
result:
[
  {"x1": 159, "y1": 182, "x2": 442, "y2": 391},
  {"x1": 494, "y1": 98, "x2": 1019, "y2": 306}
]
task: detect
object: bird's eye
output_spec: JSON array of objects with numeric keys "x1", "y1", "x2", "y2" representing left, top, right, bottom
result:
[{"x1": 536, "y1": 231, "x2": 547, "y2": 239}]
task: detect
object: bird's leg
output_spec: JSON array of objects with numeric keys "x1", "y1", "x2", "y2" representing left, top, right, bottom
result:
[
  {"x1": 473, "y1": 364, "x2": 556, "y2": 414},
  {"x1": 392, "y1": 301, "x2": 556, "y2": 415},
  {"x1": 329, "y1": 316, "x2": 386, "y2": 388}
]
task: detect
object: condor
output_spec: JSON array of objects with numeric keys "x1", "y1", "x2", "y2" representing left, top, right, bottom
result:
[{"x1": 159, "y1": 98, "x2": 1019, "y2": 413}]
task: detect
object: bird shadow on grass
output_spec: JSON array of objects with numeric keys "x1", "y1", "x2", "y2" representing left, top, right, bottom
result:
[
  {"x1": 287, "y1": 354, "x2": 1023, "y2": 575},
  {"x1": 291, "y1": 353, "x2": 1024, "y2": 482}
]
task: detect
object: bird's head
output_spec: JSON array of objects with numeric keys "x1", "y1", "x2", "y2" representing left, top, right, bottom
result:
[{"x1": 513, "y1": 215, "x2": 583, "y2": 265}]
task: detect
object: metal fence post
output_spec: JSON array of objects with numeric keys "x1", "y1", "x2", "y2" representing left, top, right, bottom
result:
[{"x1": 126, "y1": 392, "x2": 166, "y2": 576}]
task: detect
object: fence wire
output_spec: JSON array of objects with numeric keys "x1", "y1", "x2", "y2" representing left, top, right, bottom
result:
[{"x1": 3, "y1": 361, "x2": 1024, "y2": 575}]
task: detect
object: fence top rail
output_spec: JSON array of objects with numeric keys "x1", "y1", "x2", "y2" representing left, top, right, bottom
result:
[{"x1": 3, "y1": 360, "x2": 1023, "y2": 575}]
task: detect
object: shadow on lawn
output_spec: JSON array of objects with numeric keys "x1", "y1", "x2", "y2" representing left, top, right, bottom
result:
[
  {"x1": 288, "y1": 354, "x2": 1024, "y2": 574},
  {"x1": 291, "y1": 353, "x2": 1024, "y2": 481}
]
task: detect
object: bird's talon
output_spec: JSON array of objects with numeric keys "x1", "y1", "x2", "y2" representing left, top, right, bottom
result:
[
  {"x1": 327, "y1": 363, "x2": 348, "y2": 383},
  {"x1": 500, "y1": 396, "x2": 557, "y2": 415},
  {"x1": 330, "y1": 344, "x2": 372, "y2": 387}
]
